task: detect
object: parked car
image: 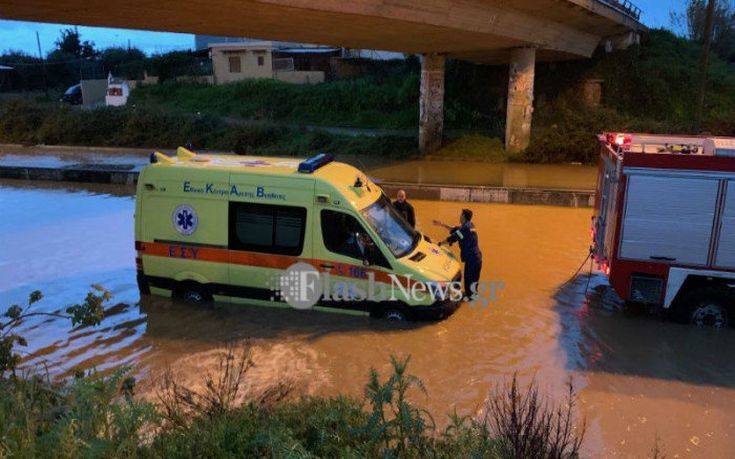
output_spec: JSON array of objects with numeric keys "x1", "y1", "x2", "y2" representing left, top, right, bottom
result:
[{"x1": 61, "y1": 84, "x2": 82, "y2": 105}]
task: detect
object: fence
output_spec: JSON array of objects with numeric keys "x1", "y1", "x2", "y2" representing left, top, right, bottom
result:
[{"x1": 600, "y1": 0, "x2": 642, "y2": 21}]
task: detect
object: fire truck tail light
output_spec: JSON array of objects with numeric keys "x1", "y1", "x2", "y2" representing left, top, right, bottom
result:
[{"x1": 615, "y1": 134, "x2": 632, "y2": 147}]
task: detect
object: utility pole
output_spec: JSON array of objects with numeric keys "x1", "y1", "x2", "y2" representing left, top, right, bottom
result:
[
  {"x1": 695, "y1": 0, "x2": 717, "y2": 132},
  {"x1": 35, "y1": 31, "x2": 49, "y2": 97}
]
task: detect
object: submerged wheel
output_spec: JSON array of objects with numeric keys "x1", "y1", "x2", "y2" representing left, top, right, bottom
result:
[
  {"x1": 176, "y1": 282, "x2": 213, "y2": 306},
  {"x1": 383, "y1": 308, "x2": 408, "y2": 321},
  {"x1": 681, "y1": 287, "x2": 732, "y2": 329}
]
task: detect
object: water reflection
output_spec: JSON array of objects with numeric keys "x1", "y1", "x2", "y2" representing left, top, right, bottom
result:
[{"x1": 556, "y1": 273, "x2": 735, "y2": 389}]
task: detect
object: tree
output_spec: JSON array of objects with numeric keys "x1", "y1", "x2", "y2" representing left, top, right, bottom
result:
[
  {"x1": 100, "y1": 46, "x2": 146, "y2": 79},
  {"x1": 147, "y1": 50, "x2": 209, "y2": 83},
  {"x1": 54, "y1": 28, "x2": 97, "y2": 59},
  {"x1": 695, "y1": 0, "x2": 718, "y2": 129},
  {"x1": 675, "y1": 0, "x2": 735, "y2": 62}
]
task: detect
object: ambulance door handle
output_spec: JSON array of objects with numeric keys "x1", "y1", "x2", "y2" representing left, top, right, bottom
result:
[{"x1": 320, "y1": 263, "x2": 335, "y2": 270}]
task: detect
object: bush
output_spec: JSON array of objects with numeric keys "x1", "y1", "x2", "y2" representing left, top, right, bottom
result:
[
  {"x1": 148, "y1": 354, "x2": 586, "y2": 458},
  {"x1": 0, "y1": 100, "x2": 418, "y2": 159},
  {"x1": 0, "y1": 342, "x2": 588, "y2": 458},
  {"x1": 129, "y1": 77, "x2": 420, "y2": 130},
  {"x1": 0, "y1": 99, "x2": 46, "y2": 144},
  {"x1": 0, "y1": 370, "x2": 155, "y2": 458}
]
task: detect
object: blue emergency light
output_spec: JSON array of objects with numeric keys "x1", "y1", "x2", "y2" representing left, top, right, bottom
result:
[{"x1": 298, "y1": 153, "x2": 335, "y2": 173}]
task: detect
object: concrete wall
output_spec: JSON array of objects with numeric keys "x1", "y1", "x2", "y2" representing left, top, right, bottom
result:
[
  {"x1": 275, "y1": 71, "x2": 324, "y2": 84},
  {"x1": 212, "y1": 47, "x2": 274, "y2": 84}
]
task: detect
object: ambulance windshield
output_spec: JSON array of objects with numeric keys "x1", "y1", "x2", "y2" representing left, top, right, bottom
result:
[{"x1": 361, "y1": 195, "x2": 418, "y2": 258}]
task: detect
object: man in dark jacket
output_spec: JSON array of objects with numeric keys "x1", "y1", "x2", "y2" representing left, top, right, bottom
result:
[
  {"x1": 393, "y1": 190, "x2": 416, "y2": 228},
  {"x1": 433, "y1": 209, "x2": 482, "y2": 299}
]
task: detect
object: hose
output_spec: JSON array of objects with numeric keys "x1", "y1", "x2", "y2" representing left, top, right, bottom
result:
[{"x1": 561, "y1": 249, "x2": 593, "y2": 289}]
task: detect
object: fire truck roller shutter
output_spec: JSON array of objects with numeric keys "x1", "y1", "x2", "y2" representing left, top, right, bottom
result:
[
  {"x1": 715, "y1": 181, "x2": 735, "y2": 268},
  {"x1": 620, "y1": 174, "x2": 720, "y2": 266}
]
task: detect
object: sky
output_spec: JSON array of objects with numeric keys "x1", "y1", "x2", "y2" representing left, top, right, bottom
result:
[{"x1": 0, "y1": 0, "x2": 686, "y2": 57}]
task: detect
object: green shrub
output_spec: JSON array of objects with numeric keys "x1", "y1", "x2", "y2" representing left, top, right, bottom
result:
[
  {"x1": 0, "y1": 101, "x2": 418, "y2": 159},
  {"x1": 0, "y1": 99, "x2": 46, "y2": 144},
  {"x1": 0, "y1": 370, "x2": 155, "y2": 458},
  {"x1": 1, "y1": 337, "x2": 587, "y2": 459},
  {"x1": 129, "y1": 77, "x2": 420, "y2": 129}
]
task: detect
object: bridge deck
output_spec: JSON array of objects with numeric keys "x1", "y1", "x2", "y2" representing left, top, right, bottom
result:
[{"x1": 4, "y1": 0, "x2": 644, "y2": 63}]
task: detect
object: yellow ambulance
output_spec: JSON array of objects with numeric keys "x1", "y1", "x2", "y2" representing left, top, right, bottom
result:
[{"x1": 135, "y1": 148, "x2": 462, "y2": 320}]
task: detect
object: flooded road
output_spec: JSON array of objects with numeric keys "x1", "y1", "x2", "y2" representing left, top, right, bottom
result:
[
  {"x1": 0, "y1": 145, "x2": 596, "y2": 190},
  {"x1": 2, "y1": 179, "x2": 735, "y2": 457},
  {"x1": 368, "y1": 160, "x2": 596, "y2": 190}
]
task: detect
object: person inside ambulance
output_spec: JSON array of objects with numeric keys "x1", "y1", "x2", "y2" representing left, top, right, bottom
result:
[
  {"x1": 340, "y1": 231, "x2": 379, "y2": 267},
  {"x1": 433, "y1": 209, "x2": 482, "y2": 299}
]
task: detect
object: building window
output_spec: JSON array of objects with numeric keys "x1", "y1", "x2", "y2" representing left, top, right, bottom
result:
[
  {"x1": 257, "y1": 56, "x2": 264, "y2": 66},
  {"x1": 229, "y1": 202, "x2": 306, "y2": 255},
  {"x1": 228, "y1": 56, "x2": 241, "y2": 73}
]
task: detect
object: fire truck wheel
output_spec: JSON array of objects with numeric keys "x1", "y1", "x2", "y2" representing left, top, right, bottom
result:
[
  {"x1": 682, "y1": 287, "x2": 733, "y2": 329},
  {"x1": 176, "y1": 282, "x2": 213, "y2": 306}
]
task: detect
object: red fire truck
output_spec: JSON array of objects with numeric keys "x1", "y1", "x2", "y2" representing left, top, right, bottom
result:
[{"x1": 593, "y1": 133, "x2": 735, "y2": 327}]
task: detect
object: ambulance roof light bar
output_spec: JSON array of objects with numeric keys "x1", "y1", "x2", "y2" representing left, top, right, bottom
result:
[{"x1": 298, "y1": 153, "x2": 335, "y2": 173}]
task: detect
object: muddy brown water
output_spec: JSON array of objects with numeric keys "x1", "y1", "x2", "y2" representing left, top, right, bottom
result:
[
  {"x1": 0, "y1": 146, "x2": 597, "y2": 190},
  {"x1": 2, "y1": 179, "x2": 735, "y2": 457}
]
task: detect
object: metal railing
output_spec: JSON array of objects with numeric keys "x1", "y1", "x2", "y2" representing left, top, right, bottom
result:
[{"x1": 599, "y1": 0, "x2": 642, "y2": 21}]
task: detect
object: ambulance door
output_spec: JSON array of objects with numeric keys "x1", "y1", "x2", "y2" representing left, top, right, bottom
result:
[
  {"x1": 227, "y1": 201, "x2": 308, "y2": 304},
  {"x1": 314, "y1": 208, "x2": 393, "y2": 314}
]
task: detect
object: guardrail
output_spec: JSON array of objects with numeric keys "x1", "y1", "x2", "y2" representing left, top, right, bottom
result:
[{"x1": 599, "y1": 0, "x2": 642, "y2": 21}]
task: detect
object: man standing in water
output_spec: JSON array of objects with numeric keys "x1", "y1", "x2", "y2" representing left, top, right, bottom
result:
[
  {"x1": 393, "y1": 189, "x2": 416, "y2": 228},
  {"x1": 433, "y1": 209, "x2": 482, "y2": 299}
]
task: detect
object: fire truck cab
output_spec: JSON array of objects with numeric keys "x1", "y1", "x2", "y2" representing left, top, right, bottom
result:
[{"x1": 593, "y1": 133, "x2": 735, "y2": 327}]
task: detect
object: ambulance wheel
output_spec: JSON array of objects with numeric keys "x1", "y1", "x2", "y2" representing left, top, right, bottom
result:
[
  {"x1": 176, "y1": 283, "x2": 213, "y2": 306},
  {"x1": 682, "y1": 287, "x2": 732, "y2": 329},
  {"x1": 383, "y1": 308, "x2": 408, "y2": 321}
]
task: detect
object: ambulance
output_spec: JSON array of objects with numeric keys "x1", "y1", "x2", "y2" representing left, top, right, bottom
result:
[{"x1": 134, "y1": 148, "x2": 462, "y2": 320}]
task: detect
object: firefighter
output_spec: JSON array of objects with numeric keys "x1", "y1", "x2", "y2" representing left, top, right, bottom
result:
[
  {"x1": 433, "y1": 209, "x2": 482, "y2": 299},
  {"x1": 393, "y1": 189, "x2": 416, "y2": 228}
]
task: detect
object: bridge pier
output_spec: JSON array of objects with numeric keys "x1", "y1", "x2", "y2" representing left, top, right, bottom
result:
[
  {"x1": 419, "y1": 53, "x2": 446, "y2": 154},
  {"x1": 505, "y1": 47, "x2": 536, "y2": 155}
]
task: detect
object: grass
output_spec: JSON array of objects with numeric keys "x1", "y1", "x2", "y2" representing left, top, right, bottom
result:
[
  {"x1": 427, "y1": 135, "x2": 509, "y2": 162},
  {"x1": 128, "y1": 77, "x2": 421, "y2": 130},
  {"x1": 0, "y1": 346, "x2": 588, "y2": 458},
  {"x1": 0, "y1": 99, "x2": 419, "y2": 159}
]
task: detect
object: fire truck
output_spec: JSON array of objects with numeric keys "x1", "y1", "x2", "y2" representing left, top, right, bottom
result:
[{"x1": 593, "y1": 133, "x2": 735, "y2": 327}]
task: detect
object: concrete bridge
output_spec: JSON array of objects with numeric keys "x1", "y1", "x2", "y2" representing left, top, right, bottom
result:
[{"x1": 2, "y1": 0, "x2": 644, "y2": 153}]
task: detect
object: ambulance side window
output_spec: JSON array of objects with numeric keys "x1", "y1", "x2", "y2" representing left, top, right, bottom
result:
[
  {"x1": 320, "y1": 210, "x2": 390, "y2": 269},
  {"x1": 229, "y1": 202, "x2": 306, "y2": 256}
]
